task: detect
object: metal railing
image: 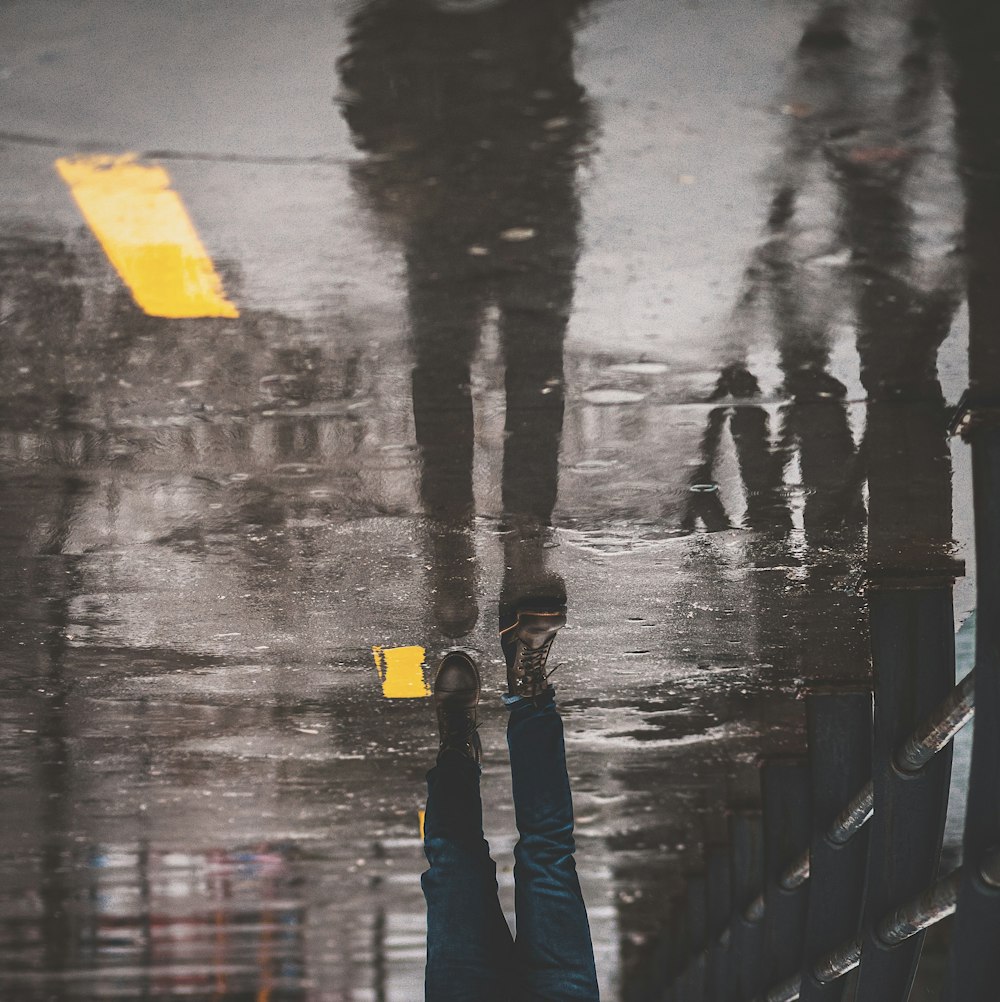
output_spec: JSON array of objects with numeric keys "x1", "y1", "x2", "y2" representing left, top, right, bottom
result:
[
  {"x1": 660, "y1": 666, "x2": 978, "y2": 1001},
  {"x1": 761, "y1": 845, "x2": 1000, "y2": 1002},
  {"x1": 771, "y1": 670, "x2": 976, "y2": 898},
  {"x1": 644, "y1": 387, "x2": 1000, "y2": 1002}
]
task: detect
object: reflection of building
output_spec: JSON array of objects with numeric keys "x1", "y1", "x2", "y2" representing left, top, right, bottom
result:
[{"x1": 0, "y1": 843, "x2": 308, "y2": 1001}]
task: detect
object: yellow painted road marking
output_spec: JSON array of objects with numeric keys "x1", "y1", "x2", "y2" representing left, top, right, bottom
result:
[
  {"x1": 419, "y1": 809, "x2": 426, "y2": 841},
  {"x1": 55, "y1": 153, "x2": 238, "y2": 319},
  {"x1": 372, "y1": 645, "x2": 431, "y2": 698}
]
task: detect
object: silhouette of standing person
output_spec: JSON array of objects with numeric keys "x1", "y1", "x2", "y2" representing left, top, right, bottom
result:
[
  {"x1": 339, "y1": 4, "x2": 600, "y2": 999},
  {"x1": 338, "y1": 0, "x2": 591, "y2": 638}
]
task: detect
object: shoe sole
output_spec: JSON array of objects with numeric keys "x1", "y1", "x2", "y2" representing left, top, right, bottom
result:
[{"x1": 499, "y1": 608, "x2": 566, "y2": 637}]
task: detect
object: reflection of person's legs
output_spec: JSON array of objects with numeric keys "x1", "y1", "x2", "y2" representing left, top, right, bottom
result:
[
  {"x1": 409, "y1": 271, "x2": 480, "y2": 520},
  {"x1": 729, "y1": 405, "x2": 794, "y2": 535},
  {"x1": 497, "y1": 268, "x2": 568, "y2": 527},
  {"x1": 506, "y1": 690, "x2": 599, "y2": 1001},
  {"x1": 681, "y1": 408, "x2": 733, "y2": 534},
  {"x1": 408, "y1": 251, "x2": 485, "y2": 637},
  {"x1": 423, "y1": 654, "x2": 512, "y2": 1001},
  {"x1": 497, "y1": 259, "x2": 571, "y2": 614}
]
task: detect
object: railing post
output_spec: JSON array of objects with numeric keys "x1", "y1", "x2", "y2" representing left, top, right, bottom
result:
[
  {"x1": 853, "y1": 586, "x2": 955, "y2": 1001},
  {"x1": 678, "y1": 903, "x2": 696, "y2": 1002},
  {"x1": 761, "y1": 760, "x2": 811, "y2": 993},
  {"x1": 664, "y1": 909, "x2": 685, "y2": 1002},
  {"x1": 686, "y1": 874, "x2": 709, "y2": 1002},
  {"x1": 705, "y1": 845, "x2": 732, "y2": 1002},
  {"x1": 945, "y1": 418, "x2": 1000, "y2": 998},
  {"x1": 652, "y1": 909, "x2": 683, "y2": 1002},
  {"x1": 661, "y1": 905, "x2": 685, "y2": 1002},
  {"x1": 729, "y1": 811, "x2": 765, "y2": 1002},
  {"x1": 799, "y1": 689, "x2": 872, "y2": 1002},
  {"x1": 938, "y1": 1, "x2": 1000, "y2": 997}
]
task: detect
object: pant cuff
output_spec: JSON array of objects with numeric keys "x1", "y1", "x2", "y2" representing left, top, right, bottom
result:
[{"x1": 502, "y1": 686, "x2": 556, "y2": 711}]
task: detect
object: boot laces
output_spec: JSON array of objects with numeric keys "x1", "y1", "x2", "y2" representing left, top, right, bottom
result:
[
  {"x1": 441, "y1": 709, "x2": 479, "y2": 747},
  {"x1": 516, "y1": 636, "x2": 559, "y2": 685}
]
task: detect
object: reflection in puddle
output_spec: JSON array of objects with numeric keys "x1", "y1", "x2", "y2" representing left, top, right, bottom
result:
[{"x1": 0, "y1": 844, "x2": 307, "y2": 1001}]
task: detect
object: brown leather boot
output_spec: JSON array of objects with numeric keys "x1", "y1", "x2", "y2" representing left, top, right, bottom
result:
[
  {"x1": 433, "y1": 651, "x2": 482, "y2": 764},
  {"x1": 500, "y1": 608, "x2": 566, "y2": 698}
]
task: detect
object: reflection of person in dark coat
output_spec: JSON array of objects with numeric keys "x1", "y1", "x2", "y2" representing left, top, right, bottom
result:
[{"x1": 339, "y1": 0, "x2": 593, "y2": 637}]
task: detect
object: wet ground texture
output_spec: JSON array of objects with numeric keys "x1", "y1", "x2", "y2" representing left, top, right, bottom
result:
[{"x1": 0, "y1": 0, "x2": 993, "y2": 999}]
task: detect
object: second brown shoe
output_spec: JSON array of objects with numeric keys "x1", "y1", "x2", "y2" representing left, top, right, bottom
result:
[{"x1": 500, "y1": 607, "x2": 566, "y2": 697}]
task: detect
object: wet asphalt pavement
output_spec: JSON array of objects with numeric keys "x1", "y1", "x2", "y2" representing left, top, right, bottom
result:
[{"x1": 0, "y1": 0, "x2": 989, "y2": 999}]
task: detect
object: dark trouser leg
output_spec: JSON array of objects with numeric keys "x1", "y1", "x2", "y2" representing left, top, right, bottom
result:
[
  {"x1": 497, "y1": 294, "x2": 566, "y2": 527},
  {"x1": 408, "y1": 260, "x2": 484, "y2": 637},
  {"x1": 497, "y1": 276, "x2": 569, "y2": 615},
  {"x1": 422, "y1": 755, "x2": 513, "y2": 1002},
  {"x1": 506, "y1": 691, "x2": 599, "y2": 1001}
]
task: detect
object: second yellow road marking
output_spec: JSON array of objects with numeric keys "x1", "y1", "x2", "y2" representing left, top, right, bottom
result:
[{"x1": 372, "y1": 645, "x2": 431, "y2": 699}]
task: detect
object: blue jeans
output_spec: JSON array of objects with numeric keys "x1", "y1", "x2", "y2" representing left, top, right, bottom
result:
[{"x1": 421, "y1": 689, "x2": 600, "y2": 1002}]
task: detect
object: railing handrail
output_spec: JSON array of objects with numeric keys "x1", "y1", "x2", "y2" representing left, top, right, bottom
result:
[
  {"x1": 668, "y1": 667, "x2": 978, "y2": 992},
  {"x1": 757, "y1": 846, "x2": 1000, "y2": 1002}
]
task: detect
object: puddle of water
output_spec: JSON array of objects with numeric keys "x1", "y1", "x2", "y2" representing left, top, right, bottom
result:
[
  {"x1": 607, "y1": 362, "x2": 670, "y2": 375},
  {"x1": 581, "y1": 388, "x2": 647, "y2": 406}
]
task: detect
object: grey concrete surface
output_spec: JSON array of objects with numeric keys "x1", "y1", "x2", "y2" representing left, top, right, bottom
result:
[{"x1": 0, "y1": 0, "x2": 982, "y2": 999}]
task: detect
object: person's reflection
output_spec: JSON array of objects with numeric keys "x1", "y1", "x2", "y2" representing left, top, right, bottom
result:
[
  {"x1": 338, "y1": 0, "x2": 592, "y2": 637},
  {"x1": 694, "y1": 2, "x2": 958, "y2": 557},
  {"x1": 826, "y1": 7, "x2": 961, "y2": 571},
  {"x1": 694, "y1": 3, "x2": 864, "y2": 546}
]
